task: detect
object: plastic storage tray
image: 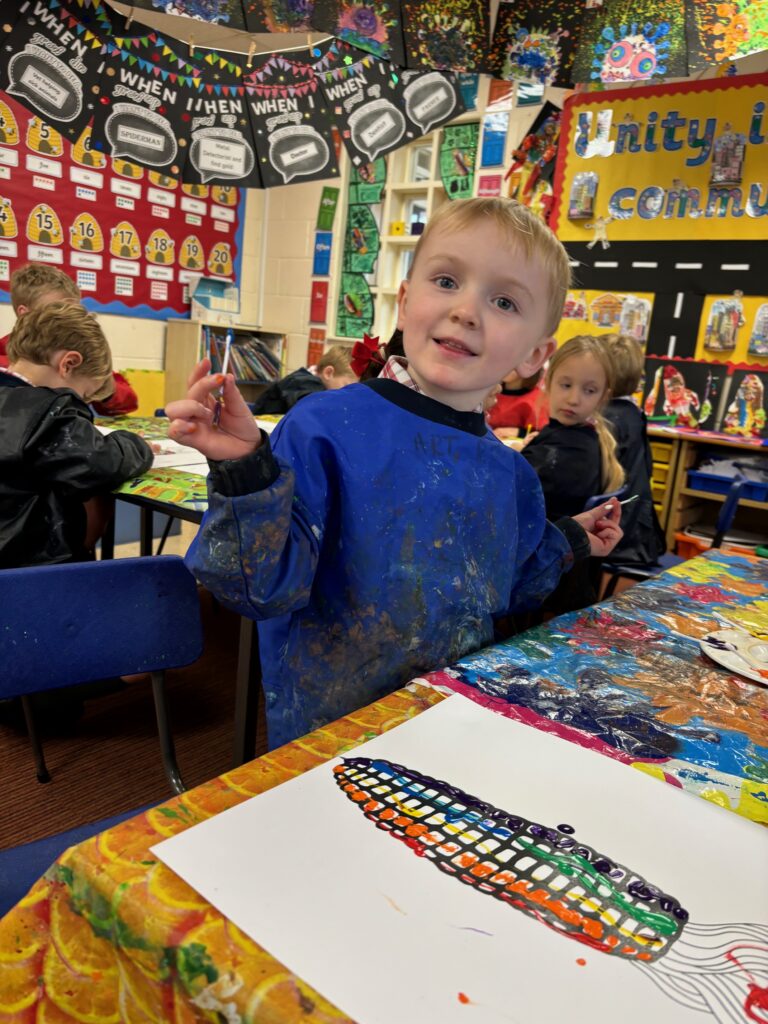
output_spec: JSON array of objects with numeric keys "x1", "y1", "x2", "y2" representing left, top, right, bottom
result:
[{"x1": 686, "y1": 471, "x2": 768, "y2": 502}]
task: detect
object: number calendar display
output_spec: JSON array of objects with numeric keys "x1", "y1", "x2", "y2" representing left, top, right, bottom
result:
[{"x1": 0, "y1": 92, "x2": 243, "y2": 319}]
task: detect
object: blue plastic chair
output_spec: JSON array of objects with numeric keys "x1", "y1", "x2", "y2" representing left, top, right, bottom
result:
[
  {"x1": 583, "y1": 485, "x2": 627, "y2": 513},
  {"x1": 601, "y1": 474, "x2": 750, "y2": 598},
  {"x1": 0, "y1": 556, "x2": 203, "y2": 794}
]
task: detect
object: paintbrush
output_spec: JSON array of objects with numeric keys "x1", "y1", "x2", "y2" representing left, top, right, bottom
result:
[{"x1": 212, "y1": 330, "x2": 233, "y2": 430}]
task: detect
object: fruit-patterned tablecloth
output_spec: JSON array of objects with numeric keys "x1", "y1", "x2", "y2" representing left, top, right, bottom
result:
[{"x1": 1, "y1": 551, "x2": 766, "y2": 1022}]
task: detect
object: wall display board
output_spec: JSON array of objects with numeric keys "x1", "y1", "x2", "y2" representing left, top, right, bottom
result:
[
  {"x1": 0, "y1": 92, "x2": 243, "y2": 318},
  {"x1": 551, "y1": 73, "x2": 768, "y2": 359},
  {"x1": 553, "y1": 74, "x2": 768, "y2": 245}
]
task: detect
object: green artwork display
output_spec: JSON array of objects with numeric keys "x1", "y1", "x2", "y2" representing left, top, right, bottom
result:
[
  {"x1": 316, "y1": 186, "x2": 340, "y2": 230},
  {"x1": 344, "y1": 205, "x2": 380, "y2": 274},
  {"x1": 440, "y1": 123, "x2": 479, "y2": 200},
  {"x1": 348, "y1": 159, "x2": 387, "y2": 206},
  {"x1": 336, "y1": 272, "x2": 374, "y2": 338}
]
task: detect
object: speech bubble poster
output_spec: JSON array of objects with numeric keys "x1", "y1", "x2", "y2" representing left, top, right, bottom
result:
[
  {"x1": 244, "y1": 54, "x2": 340, "y2": 189},
  {"x1": 1, "y1": 1, "x2": 106, "y2": 144},
  {"x1": 317, "y1": 46, "x2": 464, "y2": 170},
  {"x1": 179, "y1": 81, "x2": 263, "y2": 190},
  {"x1": 88, "y1": 59, "x2": 188, "y2": 178},
  {"x1": 0, "y1": 88, "x2": 242, "y2": 319}
]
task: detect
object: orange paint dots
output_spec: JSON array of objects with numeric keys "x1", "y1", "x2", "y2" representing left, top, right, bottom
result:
[
  {"x1": 576, "y1": 958, "x2": 587, "y2": 967},
  {"x1": 458, "y1": 992, "x2": 471, "y2": 1005}
]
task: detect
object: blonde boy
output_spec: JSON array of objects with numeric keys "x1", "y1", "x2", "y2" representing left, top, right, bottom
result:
[
  {"x1": 1, "y1": 263, "x2": 138, "y2": 414},
  {"x1": 0, "y1": 303, "x2": 152, "y2": 567},
  {"x1": 167, "y1": 198, "x2": 622, "y2": 748}
]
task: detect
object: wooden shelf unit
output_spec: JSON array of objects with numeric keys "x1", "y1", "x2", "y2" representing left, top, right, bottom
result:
[
  {"x1": 648, "y1": 428, "x2": 768, "y2": 552},
  {"x1": 164, "y1": 320, "x2": 285, "y2": 407}
]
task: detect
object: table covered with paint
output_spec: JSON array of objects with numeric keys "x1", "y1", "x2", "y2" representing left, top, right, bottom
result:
[{"x1": 1, "y1": 550, "x2": 766, "y2": 1022}]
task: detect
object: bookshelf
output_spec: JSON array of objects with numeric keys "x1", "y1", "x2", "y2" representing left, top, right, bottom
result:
[{"x1": 164, "y1": 320, "x2": 285, "y2": 407}]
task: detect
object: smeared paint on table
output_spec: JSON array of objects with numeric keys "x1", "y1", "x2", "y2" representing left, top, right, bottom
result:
[{"x1": 431, "y1": 551, "x2": 768, "y2": 824}]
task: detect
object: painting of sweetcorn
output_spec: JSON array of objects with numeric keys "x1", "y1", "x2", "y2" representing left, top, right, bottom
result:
[{"x1": 334, "y1": 757, "x2": 768, "y2": 1022}]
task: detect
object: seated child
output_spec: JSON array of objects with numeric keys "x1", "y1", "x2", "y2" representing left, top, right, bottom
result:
[
  {"x1": 522, "y1": 334, "x2": 624, "y2": 519},
  {"x1": 166, "y1": 198, "x2": 622, "y2": 749},
  {"x1": 522, "y1": 334, "x2": 625, "y2": 611},
  {"x1": 602, "y1": 333, "x2": 666, "y2": 565},
  {"x1": 0, "y1": 263, "x2": 139, "y2": 416},
  {"x1": 0, "y1": 303, "x2": 153, "y2": 568},
  {"x1": 250, "y1": 345, "x2": 357, "y2": 414},
  {"x1": 487, "y1": 366, "x2": 549, "y2": 438}
]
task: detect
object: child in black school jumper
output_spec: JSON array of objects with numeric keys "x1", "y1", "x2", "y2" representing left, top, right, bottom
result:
[
  {"x1": 166, "y1": 199, "x2": 623, "y2": 749},
  {"x1": 522, "y1": 334, "x2": 625, "y2": 610},
  {"x1": 602, "y1": 333, "x2": 666, "y2": 565},
  {"x1": 0, "y1": 303, "x2": 153, "y2": 568},
  {"x1": 250, "y1": 345, "x2": 358, "y2": 414}
]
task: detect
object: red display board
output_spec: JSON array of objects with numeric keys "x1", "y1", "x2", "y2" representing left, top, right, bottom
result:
[{"x1": 0, "y1": 92, "x2": 243, "y2": 319}]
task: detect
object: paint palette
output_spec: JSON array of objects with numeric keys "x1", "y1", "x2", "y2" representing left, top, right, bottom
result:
[{"x1": 700, "y1": 628, "x2": 768, "y2": 685}]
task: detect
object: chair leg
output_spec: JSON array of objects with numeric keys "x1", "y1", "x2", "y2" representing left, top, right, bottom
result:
[
  {"x1": 155, "y1": 516, "x2": 174, "y2": 556},
  {"x1": 20, "y1": 696, "x2": 51, "y2": 784},
  {"x1": 150, "y1": 671, "x2": 186, "y2": 795}
]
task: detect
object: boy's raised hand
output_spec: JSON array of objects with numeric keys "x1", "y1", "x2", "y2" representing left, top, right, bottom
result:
[
  {"x1": 166, "y1": 358, "x2": 261, "y2": 462},
  {"x1": 571, "y1": 500, "x2": 623, "y2": 558}
]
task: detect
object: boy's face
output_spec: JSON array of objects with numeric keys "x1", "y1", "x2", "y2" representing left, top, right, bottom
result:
[{"x1": 397, "y1": 220, "x2": 556, "y2": 411}]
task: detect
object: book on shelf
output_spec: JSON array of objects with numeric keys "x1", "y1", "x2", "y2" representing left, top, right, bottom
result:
[{"x1": 205, "y1": 329, "x2": 282, "y2": 383}]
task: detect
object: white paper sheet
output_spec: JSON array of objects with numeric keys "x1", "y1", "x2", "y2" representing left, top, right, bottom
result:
[{"x1": 154, "y1": 695, "x2": 768, "y2": 1024}]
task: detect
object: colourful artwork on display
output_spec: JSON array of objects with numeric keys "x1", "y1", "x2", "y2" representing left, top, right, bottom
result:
[
  {"x1": 571, "y1": 0, "x2": 688, "y2": 85},
  {"x1": 552, "y1": 75, "x2": 768, "y2": 244},
  {"x1": 722, "y1": 370, "x2": 768, "y2": 439},
  {"x1": 336, "y1": 270, "x2": 374, "y2": 337},
  {"x1": 504, "y1": 103, "x2": 561, "y2": 223},
  {"x1": 487, "y1": 0, "x2": 585, "y2": 87},
  {"x1": 439, "y1": 123, "x2": 479, "y2": 200},
  {"x1": 704, "y1": 295, "x2": 745, "y2": 351},
  {"x1": 400, "y1": 0, "x2": 489, "y2": 71},
  {"x1": 557, "y1": 290, "x2": 655, "y2": 346},
  {"x1": 695, "y1": 294, "x2": 768, "y2": 364},
  {"x1": 310, "y1": 0, "x2": 405, "y2": 63},
  {"x1": 642, "y1": 358, "x2": 727, "y2": 428},
  {"x1": 749, "y1": 304, "x2": 768, "y2": 357},
  {"x1": 687, "y1": 0, "x2": 768, "y2": 69}
]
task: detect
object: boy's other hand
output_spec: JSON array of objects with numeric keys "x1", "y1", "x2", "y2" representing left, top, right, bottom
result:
[
  {"x1": 166, "y1": 358, "x2": 261, "y2": 461},
  {"x1": 571, "y1": 500, "x2": 623, "y2": 558}
]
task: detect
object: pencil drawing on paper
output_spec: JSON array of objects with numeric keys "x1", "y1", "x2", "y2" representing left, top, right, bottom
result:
[{"x1": 333, "y1": 757, "x2": 768, "y2": 1022}]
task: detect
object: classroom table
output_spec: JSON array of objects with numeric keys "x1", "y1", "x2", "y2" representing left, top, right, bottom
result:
[
  {"x1": 2, "y1": 550, "x2": 765, "y2": 1022},
  {"x1": 98, "y1": 415, "x2": 279, "y2": 765}
]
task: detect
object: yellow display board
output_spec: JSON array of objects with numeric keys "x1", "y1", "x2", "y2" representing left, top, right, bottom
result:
[
  {"x1": 556, "y1": 289, "x2": 655, "y2": 346},
  {"x1": 695, "y1": 295, "x2": 768, "y2": 365},
  {"x1": 553, "y1": 73, "x2": 768, "y2": 243}
]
